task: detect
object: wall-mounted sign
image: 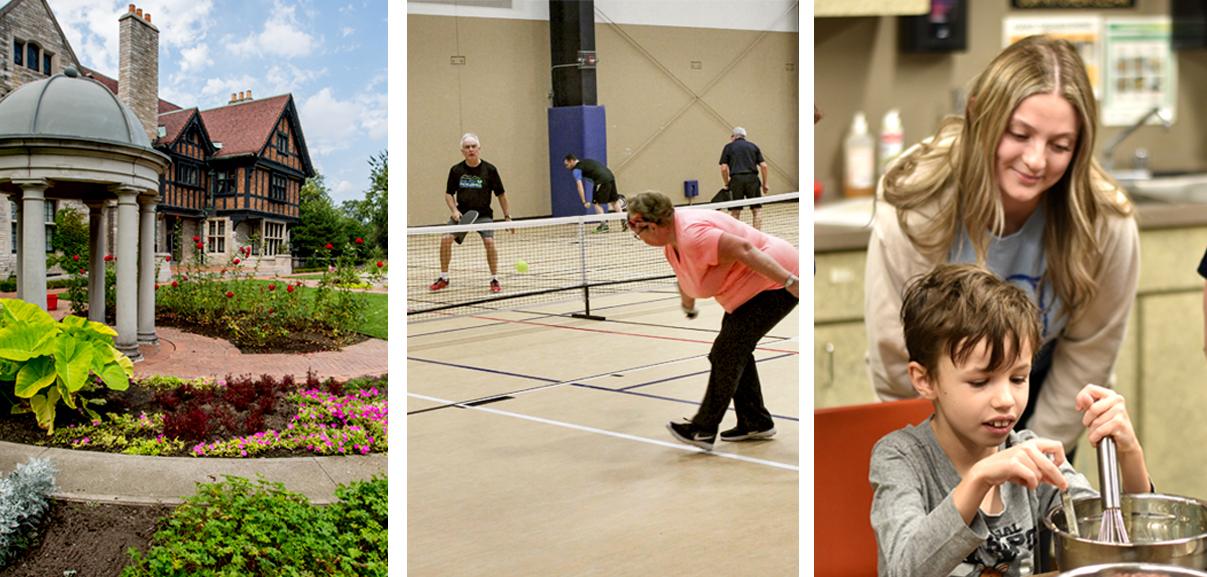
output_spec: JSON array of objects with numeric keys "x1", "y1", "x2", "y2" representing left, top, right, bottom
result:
[{"x1": 1012, "y1": 0, "x2": 1134, "y2": 8}]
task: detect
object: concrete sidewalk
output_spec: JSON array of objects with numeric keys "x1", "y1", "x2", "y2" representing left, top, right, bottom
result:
[{"x1": 0, "y1": 441, "x2": 387, "y2": 505}]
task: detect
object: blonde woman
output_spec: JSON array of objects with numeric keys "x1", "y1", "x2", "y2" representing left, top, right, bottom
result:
[{"x1": 865, "y1": 35, "x2": 1140, "y2": 453}]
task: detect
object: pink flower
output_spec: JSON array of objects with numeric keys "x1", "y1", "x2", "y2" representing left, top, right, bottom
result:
[{"x1": 72, "y1": 254, "x2": 79, "y2": 261}]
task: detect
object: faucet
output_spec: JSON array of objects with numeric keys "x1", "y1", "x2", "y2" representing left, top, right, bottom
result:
[{"x1": 1102, "y1": 107, "x2": 1173, "y2": 171}]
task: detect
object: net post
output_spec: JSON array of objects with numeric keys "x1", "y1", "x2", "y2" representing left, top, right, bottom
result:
[{"x1": 571, "y1": 218, "x2": 606, "y2": 320}]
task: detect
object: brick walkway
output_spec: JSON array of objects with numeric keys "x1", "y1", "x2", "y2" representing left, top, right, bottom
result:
[{"x1": 133, "y1": 326, "x2": 389, "y2": 380}]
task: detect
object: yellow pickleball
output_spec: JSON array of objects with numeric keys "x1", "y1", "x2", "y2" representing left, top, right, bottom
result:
[{"x1": 515, "y1": 259, "x2": 529, "y2": 273}]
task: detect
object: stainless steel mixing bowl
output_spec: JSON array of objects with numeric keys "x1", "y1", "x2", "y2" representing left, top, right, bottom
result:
[
  {"x1": 1057, "y1": 562, "x2": 1207, "y2": 576},
  {"x1": 1044, "y1": 494, "x2": 1207, "y2": 570}
]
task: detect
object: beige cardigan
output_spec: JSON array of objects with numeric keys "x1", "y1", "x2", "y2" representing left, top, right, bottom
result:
[{"x1": 864, "y1": 167, "x2": 1140, "y2": 450}]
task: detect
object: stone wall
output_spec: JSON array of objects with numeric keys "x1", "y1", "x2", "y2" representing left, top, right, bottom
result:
[{"x1": 0, "y1": 0, "x2": 78, "y2": 96}]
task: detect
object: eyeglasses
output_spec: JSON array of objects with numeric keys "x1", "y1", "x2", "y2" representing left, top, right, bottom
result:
[{"x1": 628, "y1": 217, "x2": 651, "y2": 239}]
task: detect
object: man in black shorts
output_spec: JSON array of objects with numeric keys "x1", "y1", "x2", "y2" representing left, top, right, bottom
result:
[
  {"x1": 564, "y1": 154, "x2": 624, "y2": 233},
  {"x1": 431, "y1": 133, "x2": 513, "y2": 293},
  {"x1": 719, "y1": 126, "x2": 769, "y2": 230}
]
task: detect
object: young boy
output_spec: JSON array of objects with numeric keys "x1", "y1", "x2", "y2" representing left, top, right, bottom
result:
[{"x1": 870, "y1": 263, "x2": 1151, "y2": 577}]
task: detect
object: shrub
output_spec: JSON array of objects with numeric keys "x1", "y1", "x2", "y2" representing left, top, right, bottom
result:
[
  {"x1": 0, "y1": 458, "x2": 58, "y2": 567},
  {"x1": 0, "y1": 298, "x2": 133, "y2": 433},
  {"x1": 123, "y1": 475, "x2": 388, "y2": 577}
]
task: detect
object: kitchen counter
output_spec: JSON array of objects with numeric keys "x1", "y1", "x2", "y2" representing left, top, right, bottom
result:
[{"x1": 815, "y1": 200, "x2": 1207, "y2": 253}]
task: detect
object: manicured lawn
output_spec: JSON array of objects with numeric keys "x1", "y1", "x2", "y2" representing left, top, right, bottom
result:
[{"x1": 236, "y1": 279, "x2": 387, "y2": 340}]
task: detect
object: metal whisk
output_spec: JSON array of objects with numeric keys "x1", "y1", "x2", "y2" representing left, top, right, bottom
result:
[{"x1": 1096, "y1": 436, "x2": 1130, "y2": 544}]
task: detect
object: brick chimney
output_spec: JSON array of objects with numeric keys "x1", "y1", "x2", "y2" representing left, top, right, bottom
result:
[{"x1": 118, "y1": 5, "x2": 159, "y2": 142}]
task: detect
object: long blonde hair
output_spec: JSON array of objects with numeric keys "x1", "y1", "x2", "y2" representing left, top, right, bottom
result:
[{"x1": 882, "y1": 35, "x2": 1133, "y2": 323}]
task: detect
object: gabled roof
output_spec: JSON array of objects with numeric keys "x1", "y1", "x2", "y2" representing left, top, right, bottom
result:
[
  {"x1": 198, "y1": 94, "x2": 291, "y2": 157},
  {"x1": 78, "y1": 66, "x2": 182, "y2": 114},
  {"x1": 199, "y1": 94, "x2": 314, "y2": 177},
  {"x1": 155, "y1": 107, "x2": 217, "y2": 157},
  {"x1": 0, "y1": 0, "x2": 81, "y2": 69}
]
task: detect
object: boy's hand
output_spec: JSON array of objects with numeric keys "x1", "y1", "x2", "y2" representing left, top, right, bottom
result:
[
  {"x1": 1076, "y1": 384, "x2": 1140, "y2": 454},
  {"x1": 969, "y1": 438, "x2": 1068, "y2": 491}
]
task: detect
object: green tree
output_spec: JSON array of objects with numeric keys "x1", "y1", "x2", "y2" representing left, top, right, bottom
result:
[
  {"x1": 354, "y1": 152, "x2": 387, "y2": 256},
  {"x1": 292, "y1": 173, "x2": 352, "y2": 260},
  {"x1": 51, "y1": 206, "x2": 89, "y2": 259}
]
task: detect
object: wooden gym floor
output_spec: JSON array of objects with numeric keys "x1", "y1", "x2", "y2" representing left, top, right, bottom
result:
[{"x1": 407, "y1": 287, "x2": 799, "y2": 576}]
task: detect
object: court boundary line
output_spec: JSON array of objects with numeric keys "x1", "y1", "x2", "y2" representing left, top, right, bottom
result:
[
  {"x1": 409, "y1": 314, "x2": 799, "y2": 355},
  {"x1": 406, "y1": 345, "x2": 798, "y2": 421},
  {"x1": 408, "y1": 392, "x2": 800, "y2": 472}
]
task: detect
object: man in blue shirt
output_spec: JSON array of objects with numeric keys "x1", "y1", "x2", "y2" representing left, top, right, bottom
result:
[
  {"x1": 719, "y1": 127, "x2": 769, "y2": 230},
  {"x1": 564, "y1": 154, "x2": 623, "y2": 233}
]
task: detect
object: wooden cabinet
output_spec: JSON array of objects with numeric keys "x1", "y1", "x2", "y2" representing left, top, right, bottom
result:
[
  {"x1": 815, "y1": 322, "x2": 878, "y2": 408},
  {"x1": 815, "y1": 250, "x2": 872, "y2": 409}
]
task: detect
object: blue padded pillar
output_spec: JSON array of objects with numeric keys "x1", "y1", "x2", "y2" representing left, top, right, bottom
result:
[{"x1": 549, "y1": 105, "x2": 607, "y2": 217}]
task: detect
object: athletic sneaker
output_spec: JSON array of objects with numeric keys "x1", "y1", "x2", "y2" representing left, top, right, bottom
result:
[
  {"x1": 666, "y1": 421, "x2": 715, "y2": 451},
  {"x1": 592, "y1": 223, "x2": 609, "y2": 233},
  {"x1": 430, "y1": 277, "x2": 449, "y2": 291},
  {"x1": 719, "y1": 425, "x2": 777, "y2": 442},
  {"x1": 490, "y1": 279, "x2": 501, "y2": 293}
]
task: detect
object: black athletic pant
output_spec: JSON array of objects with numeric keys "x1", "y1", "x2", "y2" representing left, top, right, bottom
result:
[{"x1": 690, "y1": 288, "x2": 798, "y2": 433}]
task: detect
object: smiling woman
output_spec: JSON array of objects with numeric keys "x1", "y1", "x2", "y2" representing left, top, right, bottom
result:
[{"x1": 864, "y1": 34, "x2": 1141, "y2": 453}]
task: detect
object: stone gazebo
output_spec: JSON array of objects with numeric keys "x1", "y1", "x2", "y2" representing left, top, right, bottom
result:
[{"x1": 0, "y1": 68, "x2": 169, "y2": 361}]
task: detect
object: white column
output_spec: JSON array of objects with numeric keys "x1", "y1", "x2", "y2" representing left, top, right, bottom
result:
[
  {"x1": 15, "y1": 180, "x2": 48, "y2": 311},
  {"x1": 86, "y1": 201, "x2": 106, "y2": 324},
  {"x1": 114, "y1": 187, "x2": 141, "y2": 361},
  {"x1": 137, "y1": 194, "x2": 157, "y2": 345},
  {"x1": 12, "y1": 195, "x2": 21, "y2": 300}
]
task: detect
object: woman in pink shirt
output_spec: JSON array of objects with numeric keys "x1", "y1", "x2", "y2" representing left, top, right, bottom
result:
[{"x1": 627, "y1": 191, "x2": 800, "y2": 451}]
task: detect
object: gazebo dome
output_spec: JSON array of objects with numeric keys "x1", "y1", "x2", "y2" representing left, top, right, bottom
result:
[{"x1": 0, "y1": 67, "x2": 152, "y2": 149}]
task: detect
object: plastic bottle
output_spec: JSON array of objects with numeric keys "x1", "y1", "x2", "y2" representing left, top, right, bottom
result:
[
  {"x1": 879, "y1": 108, "x2": 904, "y2": 178},
  {"x1": 844, "y1": 111, "x2": 875, "y2": 197}
]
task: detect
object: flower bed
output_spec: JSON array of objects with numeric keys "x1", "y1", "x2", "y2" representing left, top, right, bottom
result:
[{"x1": 0, "y1": 373, "x2": 388, "y2": 459}]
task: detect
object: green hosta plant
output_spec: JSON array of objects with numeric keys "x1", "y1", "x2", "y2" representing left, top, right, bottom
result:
[{"x1": 0, "y1": 298, "x2": 133, "y2": 434}]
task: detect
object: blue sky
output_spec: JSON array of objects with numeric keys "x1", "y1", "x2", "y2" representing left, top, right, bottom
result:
[{"x1": 48, "y1": 0, "x2": 388, "y2": 205}]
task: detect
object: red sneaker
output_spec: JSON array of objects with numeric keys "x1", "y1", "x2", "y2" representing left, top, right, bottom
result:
[
  {"x1": 430, "y1": 278, "x2": 449, "y2": 291},
  {"x1": 490, "y1": 279, "x2": 501, "y2": 293}
]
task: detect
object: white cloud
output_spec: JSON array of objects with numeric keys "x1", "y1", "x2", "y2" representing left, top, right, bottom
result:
[
  {"x1": 177, "y1": 44, "x2": 212, "y2": 73},
  {"x1": 297, "y1": 87, "x2": 387, "y2": 157},
  {"x1": 225, "y1": 0, "x2": 315, "y2": 59},
  {"x1": 332, "y1": 180, "x2": 359, "y2": 198},
  {"x1": 264, "y1": 63, "x2": 327, "y2": 96},
  {"x1": 342, "y1": 27, "x2": 355, "y2": 37}
]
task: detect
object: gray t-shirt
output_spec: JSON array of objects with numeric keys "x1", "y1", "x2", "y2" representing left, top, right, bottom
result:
[
  {"x1": 949, "y1": 205, "x2": 1067, "y2": 343},
  {"x1": 870, "y1": 417, "x2": 1097, "y2": 577}
]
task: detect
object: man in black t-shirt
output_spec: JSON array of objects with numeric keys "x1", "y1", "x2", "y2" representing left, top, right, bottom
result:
[
  {"x1": 431, "y1": 133, "x2": 513, "y2": 293},
  {"x1": 564, "y1": 154, "x2": 624, "y2": 233},
  {"x1": 718, "y1": 127, "x2": 770, "y2": 230}
]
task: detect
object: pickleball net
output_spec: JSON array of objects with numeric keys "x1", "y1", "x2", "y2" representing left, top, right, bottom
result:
[{"x1": 406, "y1": 191, "x2": 800, "y2": 323}]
